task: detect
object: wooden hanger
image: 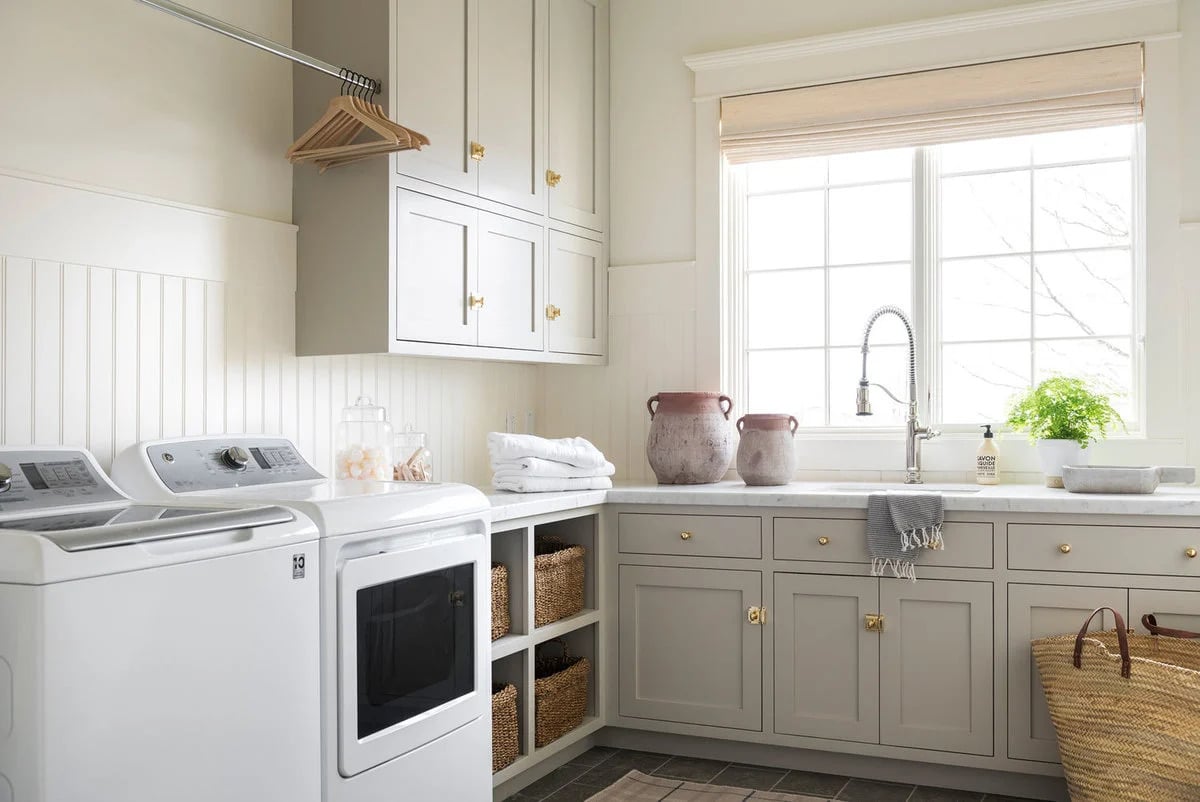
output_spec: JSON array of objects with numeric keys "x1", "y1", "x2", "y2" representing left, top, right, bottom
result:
[{"x1": 287, "y1": 95, "x2": 427, "y2": 170}]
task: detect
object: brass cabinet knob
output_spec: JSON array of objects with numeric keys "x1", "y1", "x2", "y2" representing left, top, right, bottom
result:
[
  {"x1": 1059, "y1": 544, "x2": 1072, "y2": 554},
  {"x1": 546, "y1": 304, "x2": 562, "y2": 320},
  {"x1": 469, "y1": 141, "x2": 485, "y2": 161},
  {"x1": 864, "y1": 614, "x2": 885, "y2": 632},
  {"x1": 817, "y1": 536, "x2": 830, "y2": 546},
  {"x1": 468, "y1": 294, "x2": 485, "y2": 310},
  {"x1": 746, "y1": 606, "x2": 766, "y2": 625},
  {"x1": 1187, "y1": 548, "x2": 1197, "y2": 559},
  {"x1": 546, "y1": 169, "x2": 562, "y2": 187},
  {"x1": 680, "y1": 531, "x2": 692, "y2": 541}
]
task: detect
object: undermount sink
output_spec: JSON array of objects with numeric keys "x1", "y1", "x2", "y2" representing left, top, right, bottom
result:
[{"x1": 822, "y1": 483, "x2": 983, "y2": 494}]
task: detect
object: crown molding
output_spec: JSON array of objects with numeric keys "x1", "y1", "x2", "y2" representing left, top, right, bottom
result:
[{"x1": 684, "y1": 0, "x2": 1177, "y2": 73}]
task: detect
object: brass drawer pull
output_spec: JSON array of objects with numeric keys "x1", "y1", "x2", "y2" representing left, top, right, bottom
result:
[
  {"x1": 1187, "y1": 548, "x2": 1197, "y2": 559},
  {"x1": 680, "y1": 531, "x2": 692, "y2": 541},
  {"x1": 817, "y1": 536, "x2": 830, "y2": 546},
  {"x1": 1059, "y1": 544, "x2": 1072, "y2": 554}
]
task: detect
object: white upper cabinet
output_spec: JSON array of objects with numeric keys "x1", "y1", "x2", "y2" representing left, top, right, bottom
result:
[
  {"x1": 478, "y1": 0, "x2": 546, "y2": 213},
  {"x1": 393, "y1": 0, "x2": 477, "y2": 195},
  {"x1": 548, "y1": 231, "x2": 604, "y2": 355},
  {"x1": 478, "y1": 212, "x2": 545, "y2": 351},
  {"x1": 548, "y1": 0, "x2": 608, "y2": 232}
]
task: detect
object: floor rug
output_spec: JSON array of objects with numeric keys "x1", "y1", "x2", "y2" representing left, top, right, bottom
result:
[{"x1": 583, "y1": 770, "x2": 831, "y2": 802}]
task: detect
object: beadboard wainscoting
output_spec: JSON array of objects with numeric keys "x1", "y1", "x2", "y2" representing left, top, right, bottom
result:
[
  {"x1": 541, "y1": 261, "x2": 698, "y2": 481},
  {"x1": 0, "y1": 171, "x2": 538, "y2": 486}
]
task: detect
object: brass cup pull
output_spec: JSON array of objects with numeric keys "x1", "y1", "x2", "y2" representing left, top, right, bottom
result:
[
  {"x1": 1187, "y1": 548, "x2": 1197, "y2": 559},
  {"x1": 865, "y1": 614, "x2": 885, "y2": 632},
  {"x1": 468, "y1": 294, "x2": 486, "y2": 310},
  {"x1": 1059, "y1": 544, "x2": 1072, "y2": 554},
  {"x1": 817, "y1": 536, "x2": 830, "y2": 546},
  {"x1": 469, "y1": 141, "x2": 485, "y2": 161},
  {"x1": 680, "y1": 531, "x2": 692, "y2": 541},
  {"x1": 546, "y1": 169, "x2": 562, "y2": 187},
  {"x1": 546, "y1": 304, "x2": 562, "y2": 321}
]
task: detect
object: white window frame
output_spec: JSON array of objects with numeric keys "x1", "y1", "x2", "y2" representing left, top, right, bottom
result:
[{"x1": 725, "y1": 128, "x2": 1147, "y2": 436}]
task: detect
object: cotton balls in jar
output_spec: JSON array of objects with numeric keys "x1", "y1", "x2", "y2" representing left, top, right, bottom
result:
[{"x1": 335, "y1": 444, "x2": 392, "y2": 481}]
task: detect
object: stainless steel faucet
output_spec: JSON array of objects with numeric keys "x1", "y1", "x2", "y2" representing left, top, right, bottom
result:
[{"x1": 856, "y1": 306, "x2": 940, "y2": 484}]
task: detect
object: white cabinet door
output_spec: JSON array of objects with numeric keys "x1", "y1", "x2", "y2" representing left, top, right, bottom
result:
[
  {"x1": 774, "y1": 574, "x2": 879, "y2": 744},
  {"x1": 394, "y1": 0, "x2": 477, "y2": 195},
  {"x1": 394, "y1": 190, "x2": 477, "y2": 346},
  {"x1": 547, "y1": 0, "x2": 607, "y2": 231},
  {"x1": 1007, "y1": 584, "x2": 1128, "y2": 763},
  {"x1": 619, "y1": 565, "x2": 763, "y2": 731},
  {"x1": 477, "y1": 212, "x2": 544, "y2": 351},
  {"x1": 547, "y1": 231, "x2": 604, "y2": 355},
  {"x1": 880, "y1": 579, "x2": 993, "y2": 756},
  {"x1": 477, "y1": 0, "x2": 545, "y2": 213}
]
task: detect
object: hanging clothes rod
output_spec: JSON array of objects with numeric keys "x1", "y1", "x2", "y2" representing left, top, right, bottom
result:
[{"x1": 133, "y1": 0, "x2": 380, "y2": 95}]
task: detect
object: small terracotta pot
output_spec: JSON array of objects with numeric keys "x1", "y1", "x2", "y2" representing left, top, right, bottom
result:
[
  {"x1": 736, "y1": 414, "x2": 799, "y2": 486},
  {"x1": 645, "y1": 392, "x2": 735, "y2": 484}
]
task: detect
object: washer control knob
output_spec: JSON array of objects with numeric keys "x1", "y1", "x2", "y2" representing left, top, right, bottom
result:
[
  {"x1": 220, "y1": 446, "x2": 252, "y2": 471},
  {"x1": 0, "y1": 464, "x2": 11, "y2": 493}
]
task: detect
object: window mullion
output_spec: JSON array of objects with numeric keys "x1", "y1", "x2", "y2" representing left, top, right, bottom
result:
[{"x1": 915, "y1": 147, "x2": 940, "y2": 425}]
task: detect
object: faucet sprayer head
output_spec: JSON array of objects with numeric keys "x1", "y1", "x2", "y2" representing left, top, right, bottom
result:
[{"x1": 856, "y1": 381, "x2": 872, "y2": 416}]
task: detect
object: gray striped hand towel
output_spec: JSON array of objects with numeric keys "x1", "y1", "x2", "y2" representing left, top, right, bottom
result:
[{"x1": 867, "y1": 492, "x2": 944, "y2": 581}]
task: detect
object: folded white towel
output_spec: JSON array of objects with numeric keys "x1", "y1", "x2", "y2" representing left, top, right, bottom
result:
[
  {"x1": 492, "y1": 475, "x2": 613, "y2": 493},
  {"x1": 487, "y1": 432, "x2": 607, "y2": 470},
  {"x1": 492, "y1": 457, "x2": 616, "y2": 479}
]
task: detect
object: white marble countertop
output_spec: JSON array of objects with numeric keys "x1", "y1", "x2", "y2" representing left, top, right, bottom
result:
[{"x1": 483, "y1": 480, "x2": 1200, "y2": 522}]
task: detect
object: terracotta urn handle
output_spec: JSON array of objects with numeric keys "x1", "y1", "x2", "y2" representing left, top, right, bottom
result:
[
  {"x1": 736, "y1": 415, "x2": 747, "y2": 434},
  {"x1": 789, "y1": 416, "x2": 799, "y2": 434},
  {"x1": 646, "y1": 394, "x2": 660, "y2": 421},
  {"x1": 718, "y1": 395, "x2": 733, "y2": 420}
]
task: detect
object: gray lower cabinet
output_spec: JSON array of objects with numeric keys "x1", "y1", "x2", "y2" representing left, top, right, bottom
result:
[
  {"x1": 1007, "y1": 584, "x2": 1129, "y2": 763},
  {"x1": 1130, "y1": 588, "x2": 1200, "y2": 632},
  {"x1": 775, "y1": 574, "x2": 879, "y2": 743},
  {"x1": 879, "y1": 578, "x2": 993, "y2": 756},
  {"x1": 775, "y1": 574, "x2": 993, "y2": 755},
  {"x1": 618, "y1": 564, "x2": 763, "y2": 730}
]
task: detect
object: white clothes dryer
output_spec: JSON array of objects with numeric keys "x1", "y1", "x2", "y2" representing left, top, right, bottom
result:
[
  {"x1": 0, "y1": 446, "x2": 321, "y2": 802},
  {"x1": 112, "y1": 436, "x2": 493, "y2": 802}
]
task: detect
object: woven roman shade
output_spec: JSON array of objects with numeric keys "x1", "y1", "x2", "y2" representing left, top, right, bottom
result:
[{"x1": 721, "y1": 43, "x2": 1143, "y2": 162}]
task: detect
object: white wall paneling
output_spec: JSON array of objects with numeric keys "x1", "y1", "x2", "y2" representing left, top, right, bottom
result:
[{"x1": 0, "y1": 172, "x2": 538, "y2": 487}]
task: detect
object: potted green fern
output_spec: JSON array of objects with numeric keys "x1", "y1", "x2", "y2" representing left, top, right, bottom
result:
[{"x1": 1006, "y1": 376, "x2": 1123, "y2": 488}]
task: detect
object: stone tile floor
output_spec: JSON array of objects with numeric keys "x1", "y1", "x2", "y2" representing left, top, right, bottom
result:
[{"x1": 504, "y1": 747, "x2": 1043, "y2": 802}]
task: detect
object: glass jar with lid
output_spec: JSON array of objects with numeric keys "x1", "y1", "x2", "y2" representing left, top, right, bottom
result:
[
  {"x1": 335, "y1": 396, "x2": 393, "y2": 481},
  {"x1": 393, "y1": 427, "x2": 433, "y2": 482}
]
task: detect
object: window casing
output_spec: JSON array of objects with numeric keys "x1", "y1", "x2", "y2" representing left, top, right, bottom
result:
[{"x1": 727, "y1": 124, "x2": 1144, "y2": 433}]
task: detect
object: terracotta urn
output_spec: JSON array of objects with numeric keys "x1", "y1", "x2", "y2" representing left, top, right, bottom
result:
[
  {"x1": 736, "y1": 414, "x2": 799, "y2": 486},
  {"x1": 645, "y1": 392, "x2": 735, "y2": 484}
]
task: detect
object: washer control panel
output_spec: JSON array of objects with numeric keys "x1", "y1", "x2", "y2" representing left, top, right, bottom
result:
[
  {"x1": 147, "y1": 438, "x2": 324, "y2": 493},
  {"x1": 0, "y1": 450, "x2": 124, "y2": 513}
]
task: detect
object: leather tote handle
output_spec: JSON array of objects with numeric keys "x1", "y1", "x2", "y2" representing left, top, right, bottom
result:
[
  {"x1": 788, "y1": 416, "x2": 799, "y2": 434},
  {"x1": 1073, "y1": 607, "x2": 1131, "y2": 678},
  {"x1": 1142, "y1": 613, "x2": 1200, "y2": 639},
  {"x1": 718, "y1": 395, "x2": 733, "y2": 420},
  {"x1": 646, "y1": 395, "x2": 660, "y2": 421}
]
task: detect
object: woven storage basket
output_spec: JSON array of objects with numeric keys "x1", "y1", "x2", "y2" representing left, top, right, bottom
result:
[
  {"x1": 534, "y1": 639, "x2": 589, "y2": 747},
  {"x1": 491, "y1": 563, "x2": 511, "y2": 641},
  {"x1": 533, "y1": 537, "x2": 585, "y2": 627},
  {"x1": 1032, "y1": 607, "x2": 1200, "y2": 802},
  {"x1": 491, "y1": 683, "x2": 519, "y2": 773}
]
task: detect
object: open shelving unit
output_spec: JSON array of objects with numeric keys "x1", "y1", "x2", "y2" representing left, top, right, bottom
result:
[{"x1": 490, "y1": 509, "x2": 605, "y2": 791}]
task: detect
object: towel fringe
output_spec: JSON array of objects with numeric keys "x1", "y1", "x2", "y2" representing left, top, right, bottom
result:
[
  {"x1": 870, "y1": 557, "x2": 917, "y2": 582},
  {"x1": 900, "y1": 522, "x2": 944, "y2": 552}
]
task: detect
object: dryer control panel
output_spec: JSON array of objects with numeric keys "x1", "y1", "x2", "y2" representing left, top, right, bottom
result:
[
  {"x1": 146, "y1": 438, "x2": 324, "y2": 493},
  {"x1": 0, "y1": 449, "x2": 125, "y2": 513}
]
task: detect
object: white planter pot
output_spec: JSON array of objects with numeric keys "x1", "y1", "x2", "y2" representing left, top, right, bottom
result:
[{"x1": 1036, "y1": 439, "x2": 1089, "y2": 488}]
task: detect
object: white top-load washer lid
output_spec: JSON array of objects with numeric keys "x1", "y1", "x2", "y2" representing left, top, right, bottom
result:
[
  {"x1": 0, "y1": 446, "x2": 317, "y2": 585},
  {"x1": 111, "y1": 436, "x2": 489, "y2": 536}
]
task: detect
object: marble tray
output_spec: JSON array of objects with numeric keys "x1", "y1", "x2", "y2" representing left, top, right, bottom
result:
[{"x1": 1062, "y1": 465, "x2": 1196, "y2": 494}]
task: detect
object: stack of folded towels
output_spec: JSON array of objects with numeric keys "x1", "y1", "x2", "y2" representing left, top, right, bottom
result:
[{"x1": 488, "y1": 433, "x2": 615, "y2": 493}]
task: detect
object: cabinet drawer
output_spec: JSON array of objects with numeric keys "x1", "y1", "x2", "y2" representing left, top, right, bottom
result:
[
  {"x1": 774, "y1": 518, "x2": 993, "y2": 569},
  {"x1": 618, "y1": 513, "x2": 761, "y2": 559},
  {"x1": 1008, "y1": 523, "x2": 1200, "y2": 576}
]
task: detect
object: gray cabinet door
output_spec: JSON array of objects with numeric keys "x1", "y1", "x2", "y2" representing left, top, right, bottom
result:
[
  {"x1": 774, "y1": 574, "x2": 879, "y2": 743},
  {"x1": 619, "y1": 565, "x2": 762, "y2": 730},
  {"x1": 1130, "y1": 588, "x2": 1200, "y2": 636},
  {"x1": 477, "y1": 212, "x2": 544, "y2": 351},
  {"x1": 394, "y1": 190, "x2": 477, "y2": 346},
  {"x1": 547, "y1": 231, "x2": 604, "y2": 355},
  {"x1": 880, "y1": 579, "x2": 994, "y2": 756},
  {"x1": 1007, "y1": 584, "x2": 1128, "y2": 763}
]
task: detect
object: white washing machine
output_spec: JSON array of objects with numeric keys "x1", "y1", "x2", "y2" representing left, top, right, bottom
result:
[
  {"x1": 112, "y1": 436, "x2": 493, "y2": 802},
  {"x1": 0, "y1": 446, "x2": 321, "y2": 802}
]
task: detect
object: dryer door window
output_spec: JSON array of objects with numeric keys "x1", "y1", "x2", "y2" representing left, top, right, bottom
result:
[{"x1": 355, "y1": 564, "x2": 474, "y2": 738}]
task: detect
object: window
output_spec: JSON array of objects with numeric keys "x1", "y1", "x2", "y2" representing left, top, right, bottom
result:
[{"x1": 730, "y1": 124, "x2": 1141, "y2": 430}]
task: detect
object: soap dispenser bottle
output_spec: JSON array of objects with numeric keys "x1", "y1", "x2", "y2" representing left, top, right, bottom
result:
[{"x1": 976, "y1": 425, "x2": 999, "y2": 485}]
